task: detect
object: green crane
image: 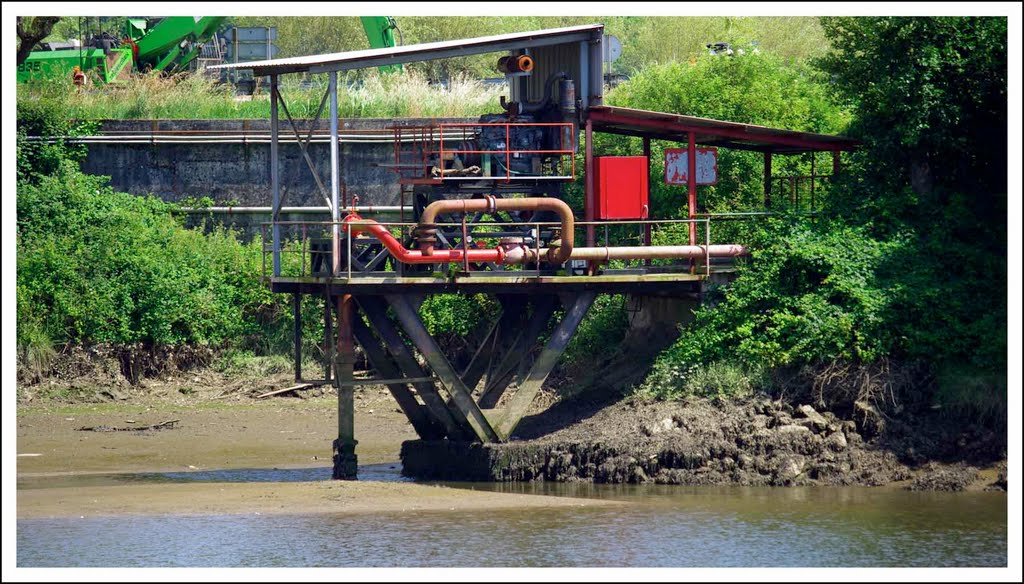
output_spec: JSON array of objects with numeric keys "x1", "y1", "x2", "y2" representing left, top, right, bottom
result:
[{"x1": 359, "y1": 16, "x2": 402, "y2": 73}]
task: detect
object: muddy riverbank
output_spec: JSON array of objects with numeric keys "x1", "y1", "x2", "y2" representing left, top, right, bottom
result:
[
  {"x1": 17, "y1": 364, "x2": 1007, "y2": 497},
  {"x1": 403, "y1": 397, "x2": 1006, "y2": 489}
]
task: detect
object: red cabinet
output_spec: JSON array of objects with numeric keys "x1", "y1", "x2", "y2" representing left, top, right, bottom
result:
[{"x1": 594, "y1": 156, "x2": 648, "y2": 220}]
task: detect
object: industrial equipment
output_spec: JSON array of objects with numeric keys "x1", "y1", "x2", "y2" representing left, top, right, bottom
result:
[{"x1": 17, "y1": 16, "x2": 226, "y2": 84}]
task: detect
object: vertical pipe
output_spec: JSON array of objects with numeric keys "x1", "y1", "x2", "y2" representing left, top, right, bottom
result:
[
  {"x1": 763, "y1": 151, "x2": 773, "y2": 209},
  {"x1": 642, "y1": 137, "x2": 652, "y2": 267},
  {"x1": 687, "y1": 131, "x2": 697, "y2": 246},
  {"x1": 292, "y1": 293, "x2": 302, "y2": 382},
  {"x1": 333, "y1": 293, "x2": 357, "y2": 480},
  {"x1": 270, "y1": 74, "x2": 281, "y2": 276},
  {"x1": 330, "y1": 71, "x2": 341, "y2": 276}
]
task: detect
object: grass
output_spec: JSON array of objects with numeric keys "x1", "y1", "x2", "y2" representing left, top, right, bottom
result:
[
  {"x1": 17, "y1": 70, "x2": 503, "y2": 121},
  {"x1": 637, "y1": 360, "x2": 767, "y2": 400}
]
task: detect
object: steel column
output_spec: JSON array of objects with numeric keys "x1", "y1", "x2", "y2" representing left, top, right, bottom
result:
[
  {"x1": 833, "y1": 150, "x2": 841, "y2": 176},
  {"x1": 332, "y1": 293, "x2": 357, "y2": 479},
  {"x1": 764, "y1": 151, "x2": 773, "y2": 209},
  {"x1": 643, "y1": 137, "x2": 652, "y2": 265},
  {"x1": 585, "y1": 117, "x2": 595, "y2": 274},
  {"x1": 496, "y1": 292, "x2": 597, "y2": 439},
  {"x1": 385, "y1": 294, "x2": 501, "y2": 443},
  {"x1": 351, "y1": 315, "x2": 445, "y2": 440},
  {"x1": 357, "y1": 297, "x2": 467, "y2": 440},
  {"x1": 330, "y1": 70, "x2": 341, "y2": 276},
  {"x1": 270, "y1": 74, "x2": 281, "y2": 276},
  {"x1": 687, "y1": 131, "x2": 697, "y2": 246}
]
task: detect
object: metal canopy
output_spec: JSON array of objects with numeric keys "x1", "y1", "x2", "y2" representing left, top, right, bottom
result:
[
  {"x1": 588, "y1": 106, "x2": 858, "y2": 155},
  {"x1": 209, "y1": 24, "x2": 603, "y2": 76}
]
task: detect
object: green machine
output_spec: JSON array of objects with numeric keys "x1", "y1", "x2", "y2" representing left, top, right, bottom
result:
[
  {"x1": 359, "y1": 16, "x2": 402, "y2": 72},
  {"x1": 17, "y1": 16, "x2": 226, "y2": 84}
]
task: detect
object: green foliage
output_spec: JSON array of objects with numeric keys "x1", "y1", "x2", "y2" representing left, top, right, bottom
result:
[
  {"x1": 562, "y1": 294, "x2": 629, "y2": 369},
  {"x1": 15, "y1": 101, "x2": 313, "y2": 357},
  {"x1": 229, "y1": 16, "x2": 828, "y2": 80},
  {"x1": 418, "y1": 294, "x2": 495, "y2": 339},
  {"x1": 644, "y1": 220, "x2": 899, "y2": 396},
  {"x1": 16, "y1": 70, "x2": 502, "y2": 121},
  {"x1": 640, "y1": 17, "x2": 1007, "y2": 414},
  {"x1": 607, "y1": 53, "x2": 849, "y2": 219},
  {"x1": 640, "y1": 361, "x2": 767, "y2": 400},
  {"x1": 818, "y1": 17, "x2": 1007, "y2": 230}
]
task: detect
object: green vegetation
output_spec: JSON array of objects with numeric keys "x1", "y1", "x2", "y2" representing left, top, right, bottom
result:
[
  {"x1": 17, "y1": 70, "x2": 503, "y2": 120},
  {"x1": 640, "y1": 17, "x2": 1007, "y2": 425}
]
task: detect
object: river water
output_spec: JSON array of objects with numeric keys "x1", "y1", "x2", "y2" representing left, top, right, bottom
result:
[{"x1": 17, "y1": 464, "x2": 1007, "y2": 567}]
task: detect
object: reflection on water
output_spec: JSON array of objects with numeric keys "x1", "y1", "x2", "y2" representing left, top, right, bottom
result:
[{"x1": 17, "y1": 466, "x2": 1007, "y2": 568}]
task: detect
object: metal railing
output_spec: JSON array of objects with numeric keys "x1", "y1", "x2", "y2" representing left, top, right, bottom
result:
[
  {"x1": 387, "y1": 122, "x2": 576, "y2": 184},
  {"x1": 260, "y1": 215, "x2": 737, "y2": 282}
]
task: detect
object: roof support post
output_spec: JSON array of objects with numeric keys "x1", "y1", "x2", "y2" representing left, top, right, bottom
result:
[
  {"x1": 687, "y1": 130, "x2": 697, "y2": 246},
  {"x1": 330, "y1": 71, "x2": 341, "y2": 276},
  {"x1": 764, "y1": 151, "x2": 773, "y2": 209},
  {"x1": 270, "y1": 74, "x2": 281, "y2": 276},
  {"x1": 585, "y1": 117, "x2": 595, "y2": 274}
]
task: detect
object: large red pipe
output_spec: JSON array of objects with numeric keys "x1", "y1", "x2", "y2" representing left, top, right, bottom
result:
[
  {"x1": 343, "y1": 213, "x2": 747, "y2": 266},
  {"x1": 344, "y1": 214, "x2": 507, "y2": 265},
  {"x1": 416, "y1": 196, "x2": 574, "y2": 264}
]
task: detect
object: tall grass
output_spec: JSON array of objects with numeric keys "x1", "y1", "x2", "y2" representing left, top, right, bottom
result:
[{"x1": 16, "y1": 70, "x2": 503, "y2": 121}]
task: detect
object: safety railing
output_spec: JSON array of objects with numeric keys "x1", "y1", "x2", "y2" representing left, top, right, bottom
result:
[
  {"x1": 387, "y1": 122, "x2": 576, "y2": 184},
  {"x1": 260, "y1": 215, "x2": 747, "y2": 282}
]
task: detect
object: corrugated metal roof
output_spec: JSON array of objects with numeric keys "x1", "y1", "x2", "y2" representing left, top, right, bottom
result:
[
  {"x1": 588, "y1": 106, "x2": 858, "y2": 154},
  {"x1": 210, "y1": 24, "x2": 603, "y2": 76}
]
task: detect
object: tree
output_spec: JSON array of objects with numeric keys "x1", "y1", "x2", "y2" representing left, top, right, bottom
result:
[
  {"x1": 818, "y1": 17, "x2": 1007, "y2": 226},
  {"x1": 17, "y1": 16, "x2": 61, "y2": 65}
]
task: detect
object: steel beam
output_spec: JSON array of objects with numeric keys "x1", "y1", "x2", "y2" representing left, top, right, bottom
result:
[
  {"x1": 496, "y1": 291, "x2": 596, "y2": 439},
  {"x1": 351, "y1": 314, "x2": 445, "y2": 440},
  {"x1": 385, "y1": 294, "x2": 501, "y2": 443},
  {"x1": 357, "y1": 297, "x2": 467, "y2": 440}
]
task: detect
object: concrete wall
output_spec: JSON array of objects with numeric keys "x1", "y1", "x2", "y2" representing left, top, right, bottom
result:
[{"x1": 82, "y1": 118, "x2": 473, "y2": 206}]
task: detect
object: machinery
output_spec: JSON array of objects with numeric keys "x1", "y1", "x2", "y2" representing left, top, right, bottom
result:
[{"x1": 16, "y1": 16, "x2": 226, "y2": 84}]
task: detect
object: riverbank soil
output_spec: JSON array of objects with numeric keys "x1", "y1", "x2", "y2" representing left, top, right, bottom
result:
[{"x1": 433, "y1": 396, "x2": 1006, "y2": 489}]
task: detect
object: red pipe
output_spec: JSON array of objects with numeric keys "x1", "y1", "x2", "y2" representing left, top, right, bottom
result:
[{"x1": 344, "y1": 214, "x2": 507, "y2": 265}]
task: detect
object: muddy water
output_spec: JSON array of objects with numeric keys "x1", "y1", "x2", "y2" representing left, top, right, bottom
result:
[{"x1": 17, "y1": 466, "x2": 1006, "y2": 567}]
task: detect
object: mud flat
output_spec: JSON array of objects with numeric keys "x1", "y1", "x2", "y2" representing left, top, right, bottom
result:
[{"x1": 17, "y1": 480, "x2": 617, "y2": 519}]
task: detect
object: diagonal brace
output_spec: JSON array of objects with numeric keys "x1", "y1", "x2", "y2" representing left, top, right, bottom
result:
[{"x1": 385, "y1": 294, "x2": 501, "y2": 443}]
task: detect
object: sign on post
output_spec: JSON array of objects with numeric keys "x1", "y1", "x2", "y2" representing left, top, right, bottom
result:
[{"x1": 664, "y1": 148, "x2": 718, "y2": 185}]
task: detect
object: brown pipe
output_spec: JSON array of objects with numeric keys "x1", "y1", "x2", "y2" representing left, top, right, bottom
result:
[{"x1": 418, "y1": 196, "x2": 574, "y2": 264}]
